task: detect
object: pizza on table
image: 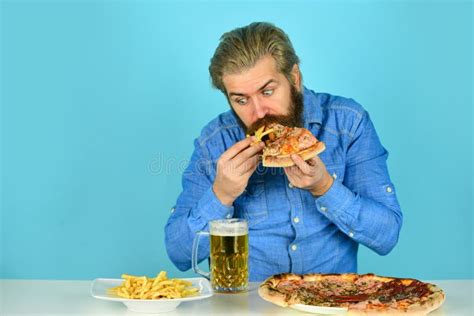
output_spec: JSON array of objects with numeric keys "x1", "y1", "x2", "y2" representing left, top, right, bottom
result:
[{"x1": 258, "y1": 273, "x2": 445, "y2": 315}]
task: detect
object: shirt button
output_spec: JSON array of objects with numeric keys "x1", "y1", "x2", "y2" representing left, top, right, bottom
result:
[
  {"x1": 332, "y1": 173, "x2": 337, "y2": 179},
  {"x1": 386, "y1": 186, "x2": 393, "y2": 193},
  {"x1": 320, "y1": 206, "x2": 327, "y2": 212},
  {"x1": 291, "y1": 244, "x2": 297, "y2": 251},
  {"x1": 288, "y1": 183, "x2": 294, "y2": 188},
  {"x1": 170, "y1": 207, "x2": 175, "y2": 213},
  {"x1": 293, "y1": 217, "x2": 300, "y2": 223},
  {"x1": 349, "y1": 231, "x2": 354, "y2": 238}
]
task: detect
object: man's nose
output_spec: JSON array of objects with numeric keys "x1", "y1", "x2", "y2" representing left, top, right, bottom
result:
[{"x1": 254, "y1": 99, "x2": 268, "y2": 119}]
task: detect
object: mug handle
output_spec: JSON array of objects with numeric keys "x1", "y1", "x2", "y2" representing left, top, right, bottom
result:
[{"x1": 191, "y1": 231, "x2": 210, "y2": 280}]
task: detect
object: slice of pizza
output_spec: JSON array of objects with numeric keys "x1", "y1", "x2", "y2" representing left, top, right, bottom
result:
[{"x1": 248, "y1": 123, "x2": 325, "y2": 167}]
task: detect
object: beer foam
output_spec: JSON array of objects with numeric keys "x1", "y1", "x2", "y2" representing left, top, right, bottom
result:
[{"x1": 210, "y1": 219, "x2": 248, "y2": 236}]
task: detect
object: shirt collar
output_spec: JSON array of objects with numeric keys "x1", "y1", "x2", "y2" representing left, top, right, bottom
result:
[{"x1": 302, "y1": 86, "x2": 322, "y2": 126}]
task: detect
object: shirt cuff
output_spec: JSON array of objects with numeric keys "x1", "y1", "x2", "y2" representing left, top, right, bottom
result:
[
  {"x1": 189, "y1": 187, "x2": 235, "y2": 230},
  {"x1": 314, "y1": 180, "x2": 356, "y2": 224}
]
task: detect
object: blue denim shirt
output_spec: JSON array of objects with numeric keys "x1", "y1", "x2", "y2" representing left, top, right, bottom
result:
[{"x1": 165, "y1": 87, "x2": 403, "y2": 282}]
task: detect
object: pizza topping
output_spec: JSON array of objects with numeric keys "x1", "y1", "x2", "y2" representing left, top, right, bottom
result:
[
  {"x1": 280, "y1": 142, "x2": 299, "y2": 155},
  {"x1": 354, "y1": 275, "x2": 384, "y2": 294},
  {"x1": 297, "y1": 131, "x2": 317, "y2": 150},
  {"x1": 267, "y1": 123, "x2": 290, "y2": 138},
  {"x1": 375, "y1": 279, "x2": 432, "y2": 302},
  {"x1": 332, "y1": 294, "x2": 370, "y2": 303},
  {"x1": 263, "y1": 138, "x2": 284, "y2": 155},
  {"x1": 277, "y1": 279, "x2": 304, "y2": 292},
  {"x1": 295, "y1": 287, "x2": 326, "y2": 306}
]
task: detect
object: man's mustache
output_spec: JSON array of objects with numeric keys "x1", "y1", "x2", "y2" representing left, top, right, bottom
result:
[
  {"x1": 246, "y1": 114, "x2": 296, "y2": 135},
  {"x1": 246, "y1": 85, "x2": 303, "y2": 135}
]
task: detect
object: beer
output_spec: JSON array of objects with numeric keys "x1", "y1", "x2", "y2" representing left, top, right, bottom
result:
[
  {"x1": 192, "y1": 218, "x2": 249, "y2": 293},
  {"x1": 210, "y1": 234, "x2": 248, "y2": 293}
]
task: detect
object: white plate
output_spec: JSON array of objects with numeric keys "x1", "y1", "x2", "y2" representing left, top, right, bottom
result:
[
  {"x1": 290, "y1": 304, "x2": 348, "y2": 314},
  {"x1": 90, "y1": 277, "x2": 213, "y2": 313}
]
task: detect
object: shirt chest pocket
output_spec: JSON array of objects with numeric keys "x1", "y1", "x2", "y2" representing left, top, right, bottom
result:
[{"x1": 234, "y1": 179, "x2": 268, "y2": 228}]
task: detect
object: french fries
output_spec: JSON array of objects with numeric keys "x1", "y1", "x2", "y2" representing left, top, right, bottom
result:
[
  {"x1": 247, "y1": 126, "x2": 274, "y2": 144},
  {"x1": 108, "y1": 271, "x2": 199, "y2": 300}
]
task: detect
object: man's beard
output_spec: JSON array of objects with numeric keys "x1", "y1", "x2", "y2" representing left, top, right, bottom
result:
[{"x1": 232, "y1": 84, "x2": 304, "y2": 135}]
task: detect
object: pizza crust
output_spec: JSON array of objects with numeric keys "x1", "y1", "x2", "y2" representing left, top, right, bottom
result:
[
  {"x1": 258, "y1": 273, "x2": 302, "y2": 307},
  {"x1": 258, "y1": 283, "x2": 289, "y2": 307},
  {"x1": 262, "y1": 142, "x2": 326, "y2": 167}
]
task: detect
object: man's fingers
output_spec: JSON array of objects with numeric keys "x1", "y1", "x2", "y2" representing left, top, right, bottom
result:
[
  {"x1": 291, "y1": 154, "x2": 314, "y2": 175},
  {"x1": 239, "y1": 154, "x2": 260, "y2": 174},
  {"x1": 284, "y1": 167, "x2": 299, "y2": 187},
  {"x1": 220, "y1": 137, "x2": 256, "y2": 161},
  {"x1": 241, "y1": 157, "x2": 260, "y2": 177},
  {"x1": 306, "y1": 157, "x2": 318, "y2": 166},
  {"x1": 306, "y1": 156, "x2": 323, "y2": 167},
  {"x1": 285, "y1": 165, "x2": 304, "y2": 179},
  {"x1": 234, "y1": 141, "x2": 264, "y2": 167}
]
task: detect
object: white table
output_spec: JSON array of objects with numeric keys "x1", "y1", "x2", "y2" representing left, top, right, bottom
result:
[{"x1": 1, "y1": 279, "x2": 472, "y2": 315}]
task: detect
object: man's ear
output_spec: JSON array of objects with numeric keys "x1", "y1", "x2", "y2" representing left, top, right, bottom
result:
[{"x1": 291, "y1": 64, "x2": 302, "y2": 92}]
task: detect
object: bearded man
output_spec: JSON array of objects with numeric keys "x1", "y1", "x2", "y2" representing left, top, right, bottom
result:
[{"x1": 165, "y1": 22, "x2": 403, "y2": 281}]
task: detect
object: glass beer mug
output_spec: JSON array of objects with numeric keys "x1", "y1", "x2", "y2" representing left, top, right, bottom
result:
[{"x1": 192, "y1": 219, "x2": 249, "y2": 293}]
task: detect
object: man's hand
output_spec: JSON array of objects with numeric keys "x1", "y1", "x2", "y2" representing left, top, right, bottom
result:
[
  {"x1": 284, "y1": 154, "x2": 334, "y2": 197},
  {"x1": 213, "y1": 137, "x2": 265, "y2": 206}
]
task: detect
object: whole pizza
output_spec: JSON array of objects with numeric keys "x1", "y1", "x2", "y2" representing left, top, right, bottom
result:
[
  {"x1": 248, "y1": 123, "x2": 325, "y2": 167},
  {"x1": 258, "y1": 273, "x2": 445, "y2": 315}
]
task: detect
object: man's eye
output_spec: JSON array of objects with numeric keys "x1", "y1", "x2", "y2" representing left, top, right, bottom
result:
[
  {"x1": 236, "y1": 98, "x2": 248, "y2": 105},
  {"x1": 262, "y1": 89, "x2": 274, "y2": 96}
]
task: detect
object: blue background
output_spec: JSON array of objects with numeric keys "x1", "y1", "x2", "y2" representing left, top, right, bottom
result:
[{"x1": 1, "y1": 0, "x2": 472, "y2": 280}]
